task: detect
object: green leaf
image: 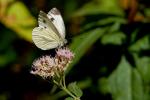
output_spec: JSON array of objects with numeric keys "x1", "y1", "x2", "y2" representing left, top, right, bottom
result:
[
  {"x1": 82, "y1": 17, "x2": 126, "y2": 33},
  {"x1": 65, "y1": 97, "x2": 74, "y2": 100},
  {"x1": 0, "y1": 29, "x2": 16, "y2": 51},
  {"x1": 144, "y1": 8, "x2": 150, "y2": 17},
  {"x1": 64, "y1": 0, "x2": 77, "y2": 19},
  {"x1": 98, "y1": 77, "x2": 109, "y2": 94},
  {"x1": 129, "y1": 35, "x2": 150, "y2": 52},
  {"x1": 132, "y1": 68, "x2": 144, "y2": 100},
  {"x1": 68, "y1": 82, "x2": 83, "y2": 97},
  {"x1": 73, "y1": 0, "x2": 124, "y2": 17},
  {"x1": 108, "y1": 22, "x2": 121, "y2": 32},
  {"x1": 2, "y1": 1, "x2": 36, "y2": 42},
  {"x1": 77, "y1": 78, "x2": 92, "y2": 89},
  {"x1": 108, "y1": 56, "x2": 132, "y2": 100},
  {"x1": 0, "y1": 50, "x2": 17, "y2": 67},
  {"x1": 67, "y1": 28, "x2": 106, "y2": 73},
  {"x1": 130, "y1": 29, "x2": 139, "y2": 43},
  {"x1": 107, "y1": 56, "x2": 145, "y2": 100},
  {"x1": 97, "y1": 17, "x2": 126, "y2": 26},
  {"x1": 133, "y1": 54, "x2": 150, "y2": 83},
  {"x1": 101, "y1": 31, "x2": 126, "y2": 45}
]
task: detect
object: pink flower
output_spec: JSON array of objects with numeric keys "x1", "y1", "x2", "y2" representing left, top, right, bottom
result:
[
  {"x1": 31, "y1": 56, "x2": 55, "y2": 78},
  {"x1": 56, "y1": 48, "x2": 74, "y2": 60},
  {"x1": 31, "y1": 48, "x2": 74, "y2": 79}
]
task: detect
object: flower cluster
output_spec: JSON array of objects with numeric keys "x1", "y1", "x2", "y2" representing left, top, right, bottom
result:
[{"x1": 30, "y1": 48, "x2": 74, "y2": 79}]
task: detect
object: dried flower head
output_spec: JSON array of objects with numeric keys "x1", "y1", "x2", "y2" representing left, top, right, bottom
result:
[{"x1": 31, "y1": 48, "x2": 74, "y2": 79}]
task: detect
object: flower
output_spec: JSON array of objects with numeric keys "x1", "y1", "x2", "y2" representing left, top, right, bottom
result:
[
  {"x1": 31, "y1": 48, "x2": 74, "y2": 79},
  {"x1": 31, "y1": 56, "x2": 55, "y2": 78},
  {"x1": 55, "y1": 47, "x2": 74, "y2": 71},
  {"x1": 56, "y1": 47, "x2": 74, "y2": 60}
]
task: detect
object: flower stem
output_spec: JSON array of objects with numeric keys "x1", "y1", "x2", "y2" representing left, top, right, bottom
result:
[
  {"x1": 61, "y1": 75, "x2": 80, "y2": 100},
  {"x1": 62, "y1": 74, "x2": 66, "y2": 88},
  {"x1": 53, "y1": 75, "x2": 80, "y2": 100},
  {"x1": 53, "y1": 79, "x2": 76, "y2": 98},
  {"x1": 61, "y1": 86, "x2": 76, "y2": 99}
]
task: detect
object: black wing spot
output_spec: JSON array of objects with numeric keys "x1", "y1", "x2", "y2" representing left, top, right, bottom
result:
[
  {"x1": 41, "y1": 19, "x2": 47, "y2": 28},
  {"x1": 43, "y1": 19, "x2": 46, "y2": 23},
  {"x1": 50, "y1": 18, "x2": 54, "y2": 22}
]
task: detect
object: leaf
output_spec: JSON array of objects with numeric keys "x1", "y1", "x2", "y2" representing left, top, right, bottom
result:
[
  {"x1": 132, "y1": 68, "x2": 144, "y2": 100},
  {"x1": 130, "y1": 29, "x2": 139, "y2": 43},
  {"x1": 1, "y1": 1, "x2": 36, "y2": 42},
  {"x1": 0, "y1": 49, "x2": 17, "y2": 66},
  {"x1": 0, "y1": 0, "x2": 14, "y2": 18},
  {"x1": 97, "y1": 17, "x2": 126, "y2": 25},
  {"x1": 101, "y1": 31, "x2": 126, "y2": 45},
  {"x1": 68, "y1": 82, "x2": 83, "y2": 97},
  {"x1": 82, "y1": 17, "x2": 126, "y2": 33},
  {"x1": 129, "y1": 35, "x2": 150, "y2": 52},
  {"x1": 77, "y1": 78, "x2": 92, "y2": 89},
  {"x1": 73, "y1": 0, "x2": 124, "y2": 17},
  {"x1": 144, "y1": 8, "x2": 150, "y2": 17},
  {"x1": 108, "y1": 56, "x2": 132, "y2": 100},
  {"x1": 107, "y1": 56, "x2": 145, "y2": 100},
  {"x1": 108, "y1": 22, "x2": 122, "y2": 32},
  {"x1": 0, "y1": 29, "x2": 16, "y2": 51},
  {"x1": 98, "y1": 77, "x2": 109, "y2": 94},
  {"x1": 133, "y1": 54, "x2": 150, "y2": 83},
  {"x1": 65, "y1": 97, "x2": 74, "y2": 100},
  {"x1": 64, "y1": 0, "x2": 77, "y2": 18},
  {"x1": 67, "y1": 28, "x2": 106, "y2": 73}
]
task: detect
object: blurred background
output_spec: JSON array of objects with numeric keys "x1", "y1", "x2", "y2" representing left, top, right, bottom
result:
[{"x1": 0, "y1": 0, "x2": 150, "y2": 100}]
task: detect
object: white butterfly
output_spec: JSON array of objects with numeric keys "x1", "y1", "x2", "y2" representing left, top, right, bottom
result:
[{"x1": 32, "y1": 8, "x2": 67, "y2": 50}]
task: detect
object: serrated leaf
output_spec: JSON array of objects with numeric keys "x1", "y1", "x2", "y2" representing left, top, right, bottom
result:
[
  {"x1": 108, "y1": 56, "x2": 132, "y2": 100},
  {"x1": 67, "y1": 28, "x2": 106, "y2": 73},
  {"x1": 107, "y1": 56, "x2": 146, "y2": 100},
  {"x1": 68, "y1": 82, "x2": 83, "y2": 97},
  {"x1": 65, "y1": 97, "x2": 74, "y2": 100}
]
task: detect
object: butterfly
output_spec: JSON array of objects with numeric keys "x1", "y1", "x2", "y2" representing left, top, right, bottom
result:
[{"x1": 32, "y1": 8, "x2": 67, "y2": 50}]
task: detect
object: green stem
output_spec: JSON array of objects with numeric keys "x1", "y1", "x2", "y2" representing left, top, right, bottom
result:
[
  {"x1": 53, "y1": 80, "x2": 59, "y2": 86},
  {"x1": 50, "y1": 85, "x2": 57, "y2": 94},
  {"x1": 61, "y1": 86, "x2": 77, "y2": 99},
  {"x1": 53, "y1": 79, "x2": 75, "y2": 98},
  {"x1": 62, "y1": 74, "x2": 66, "y2": 88},
  {"x1": 61, "y1": 75, "x2": 80, "y2": 100},
  {"x1": 53, "y1": 75, "x2": 80, "y2": 100}
]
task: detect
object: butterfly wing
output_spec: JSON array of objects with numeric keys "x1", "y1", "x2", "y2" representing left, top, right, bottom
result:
[
  {"x1": 32, "y1": 11, "x2": 62, "y2": 50},
  {"x1": 47, "y1": 8, "x2": 66, "y2": 39}
]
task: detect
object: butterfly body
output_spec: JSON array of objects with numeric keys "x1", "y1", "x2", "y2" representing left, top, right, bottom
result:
[{"x1": 32, "y1": 8, "x2": 66, "y2": 50}]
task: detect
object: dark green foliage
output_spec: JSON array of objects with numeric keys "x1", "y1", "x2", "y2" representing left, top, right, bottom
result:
[{"x1": 0, "y1": 0, "x2": 150, "y2": 100}]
